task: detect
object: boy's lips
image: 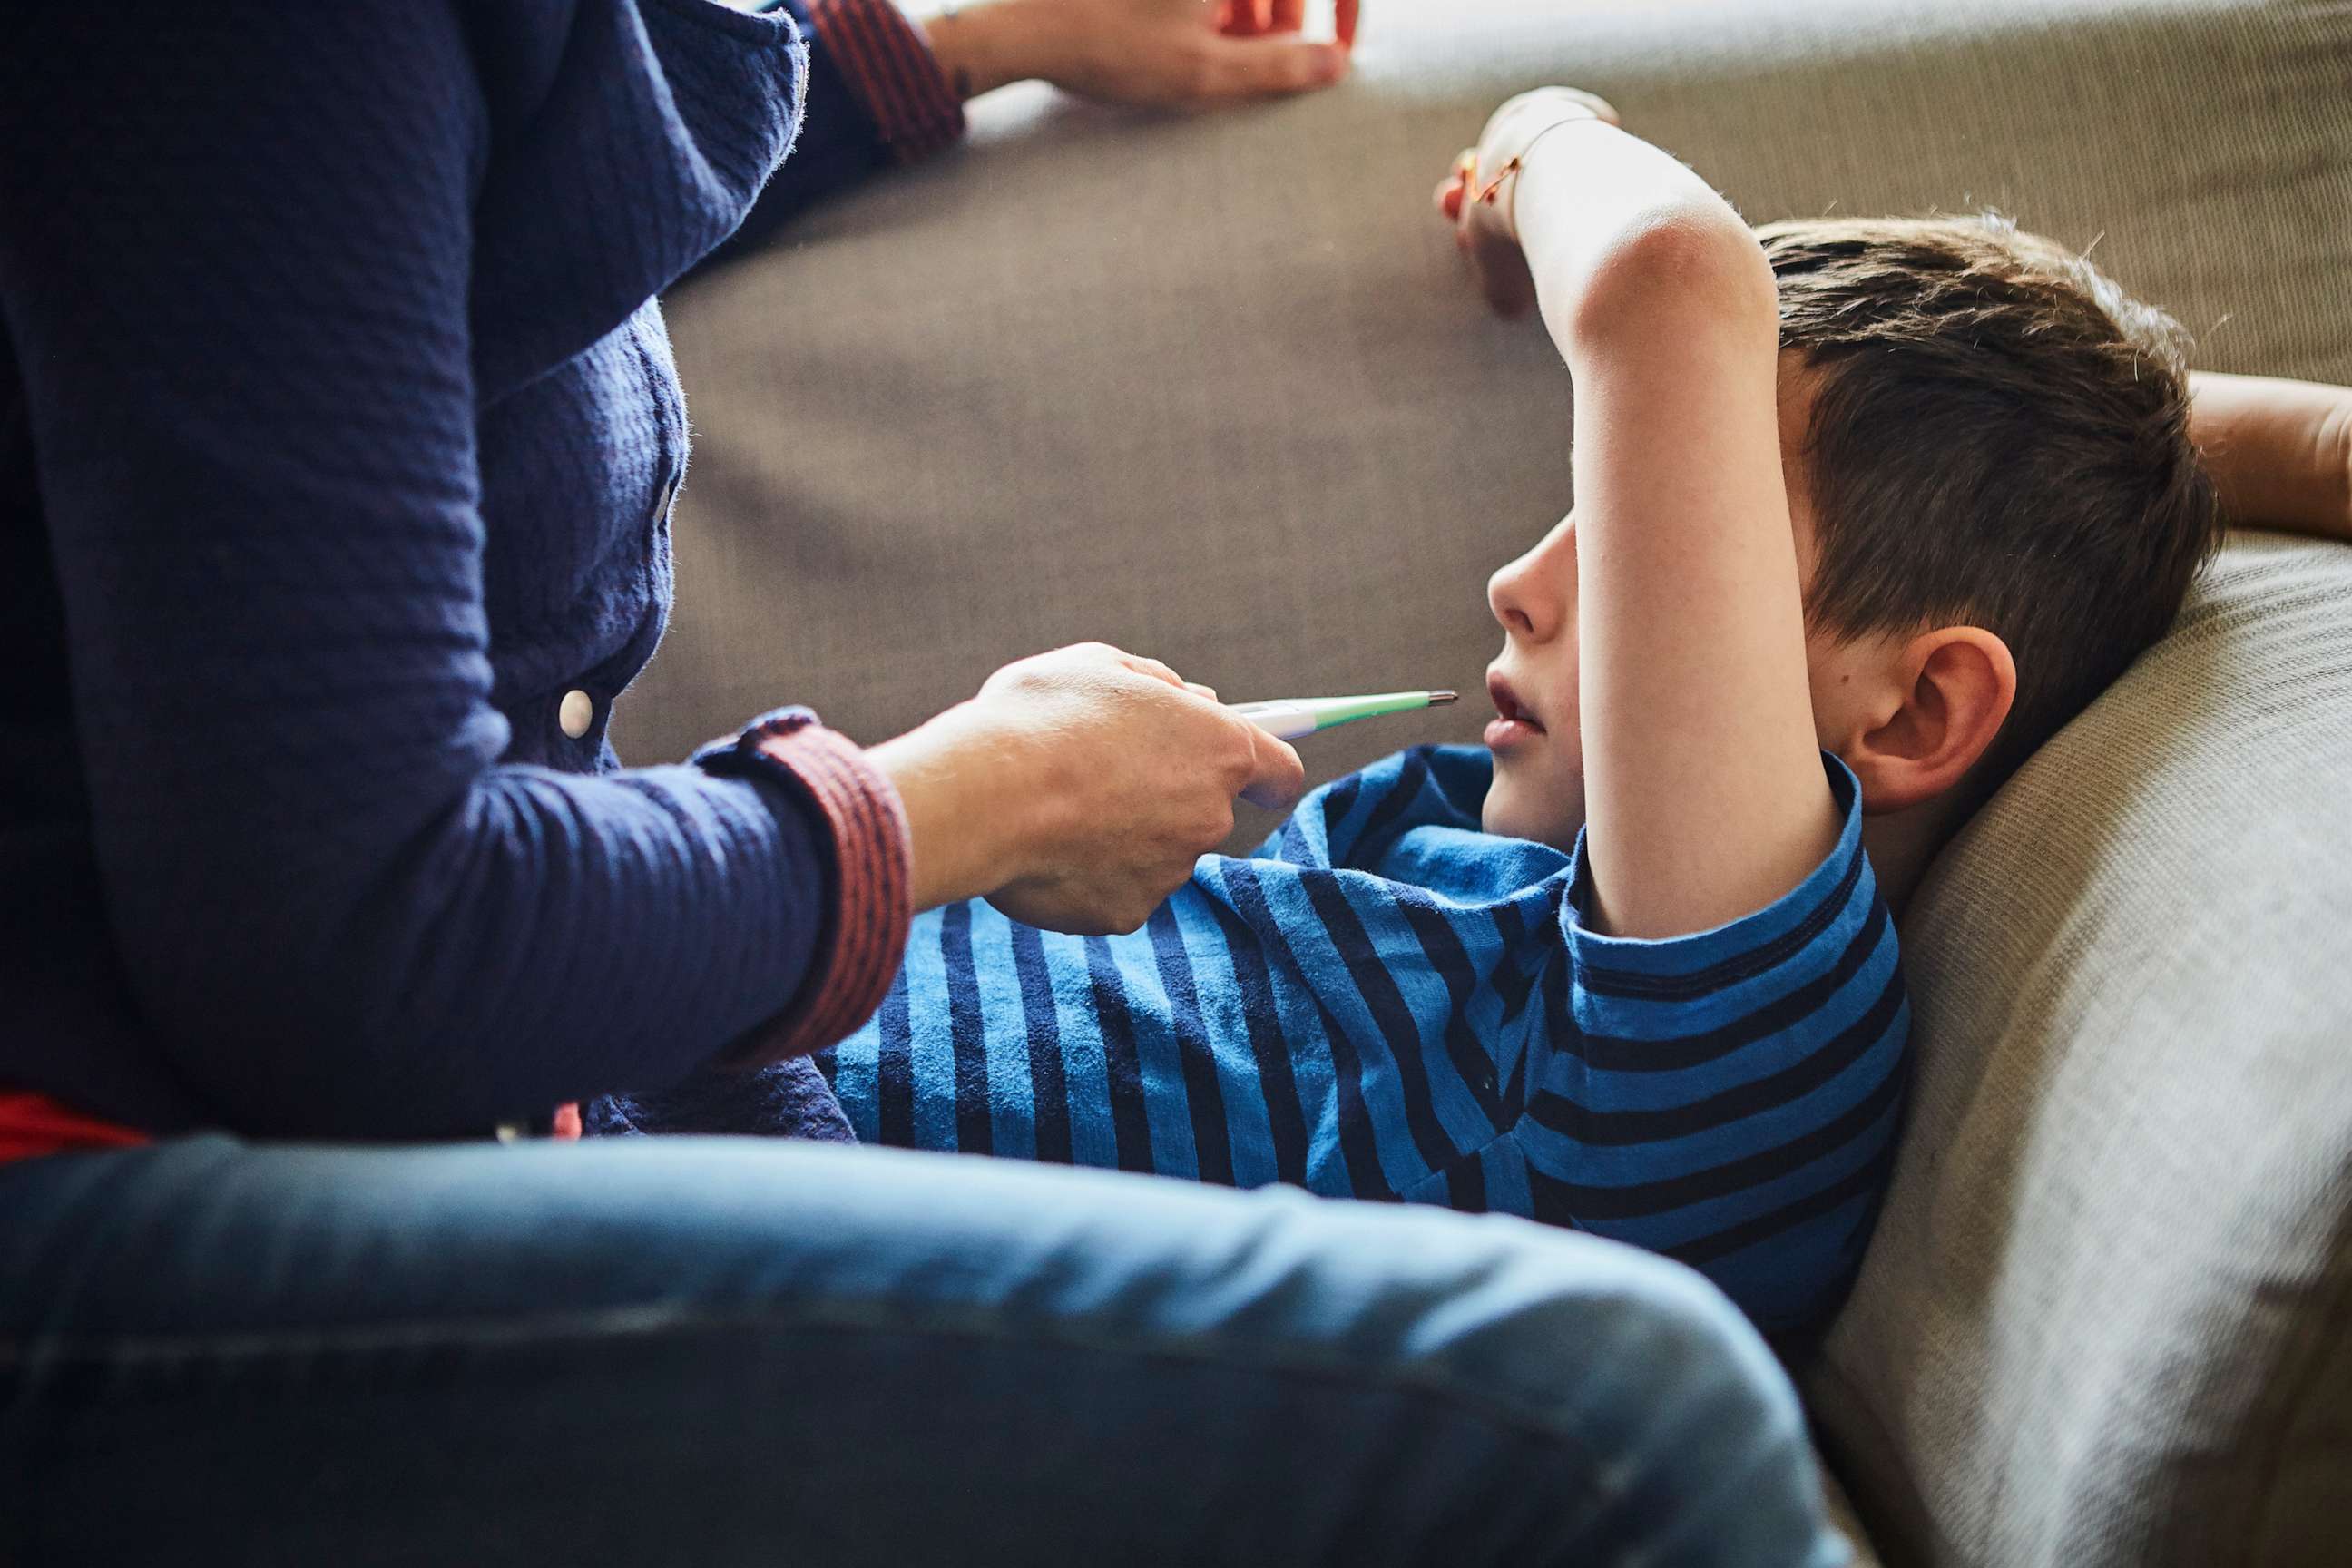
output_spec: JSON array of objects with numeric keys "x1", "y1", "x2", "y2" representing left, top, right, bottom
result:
[{"x1": 1485, "y1": 671, "x2": 1546, "y2": 750}]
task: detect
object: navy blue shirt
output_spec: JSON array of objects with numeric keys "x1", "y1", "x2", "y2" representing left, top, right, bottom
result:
[{"x1": 0, "y1": 1, "x2": 897, "y2": 1135}]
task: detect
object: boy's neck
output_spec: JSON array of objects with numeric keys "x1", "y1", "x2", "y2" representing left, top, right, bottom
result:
[{"x1": 1858, "y1": 804, "x2": 1955, "y2": 918}]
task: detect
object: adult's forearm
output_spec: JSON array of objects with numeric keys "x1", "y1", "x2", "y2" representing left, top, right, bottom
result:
[
  {"x1": 95, "y1": 757, "x2": 867, "y2": 1138},
  {"x1": 2190, "y1": 371, "x2": 2352, "y2": 543}
]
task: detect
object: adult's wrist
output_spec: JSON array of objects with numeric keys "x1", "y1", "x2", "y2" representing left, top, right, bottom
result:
[
  {"x1": 807, "y1": 0, "x2": 967, "y2": 158},
  {"x1": 867, "y1": 704, "x2": 1049, "y2": 911},
  {"x1": 921, "y1": 0, "x2": 1057, "y2": 103},
  {"x1": 694, "y1": 708, "x2": 916, "y2": 1063}
]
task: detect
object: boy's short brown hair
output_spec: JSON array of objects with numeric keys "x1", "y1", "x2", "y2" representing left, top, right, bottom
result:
[{"x1": 1757, "y1": 214, "x2": 2226, "y2": 791}]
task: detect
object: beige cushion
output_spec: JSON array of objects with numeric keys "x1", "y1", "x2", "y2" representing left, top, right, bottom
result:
[
  {"x1": 1808, "y1": 533, "x2": 2352, "y2": 1567},
  {"x1": 627, "y1": 3, "x2": 2352, "y2": 1563}
]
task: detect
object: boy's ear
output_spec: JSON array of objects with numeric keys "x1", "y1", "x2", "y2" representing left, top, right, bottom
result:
[{"x1": 1841, "y1": 627, "x2": 2016, "y2": 813}]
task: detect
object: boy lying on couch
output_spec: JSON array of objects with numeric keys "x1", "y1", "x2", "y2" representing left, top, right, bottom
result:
[{"x1": 607, "y1": 90, "x2": 2352, "y2": 1333}]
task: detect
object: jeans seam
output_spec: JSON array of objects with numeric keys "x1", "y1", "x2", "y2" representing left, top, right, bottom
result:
[{"x1": 4, "y1": 1297, "x2": 1618, "y2": 1465}]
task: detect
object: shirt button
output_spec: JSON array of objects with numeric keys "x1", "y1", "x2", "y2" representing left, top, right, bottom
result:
[{"x1": 558, "y1": 689, "x2": 595, "y2": 740}]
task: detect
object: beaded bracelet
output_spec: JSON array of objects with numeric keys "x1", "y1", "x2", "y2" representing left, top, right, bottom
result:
[{"x1": 1468, "y1": 114, "x2": 1618, "y2": 231}]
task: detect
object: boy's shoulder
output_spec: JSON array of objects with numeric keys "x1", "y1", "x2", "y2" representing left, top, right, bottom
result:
[
  {"x1": 1557, "y1": 752, "x2": 1885, "y2": 998},
  {"x1": 1235, "y1": 745, "x2": 1892, "y2": 987}
]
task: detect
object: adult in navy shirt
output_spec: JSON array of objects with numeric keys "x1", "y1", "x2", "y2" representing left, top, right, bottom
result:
[{"x1": 0, "y1": 4, "x2": 1845, "y2": 1562}]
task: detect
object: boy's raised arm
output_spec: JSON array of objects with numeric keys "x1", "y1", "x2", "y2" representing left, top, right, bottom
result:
[{"x1": 1455, "y1": 92, "x2": 1840, "y2": 939}]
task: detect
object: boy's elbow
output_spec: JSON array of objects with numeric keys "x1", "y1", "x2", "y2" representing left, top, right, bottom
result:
[{"x1": 1562, "y1": 210, "x2": 1779, "y2": 351}]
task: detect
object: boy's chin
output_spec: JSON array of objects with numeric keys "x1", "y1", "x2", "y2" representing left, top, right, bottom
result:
[{"x1": 1479, "y1": 768, "x2": 1584, "y2": 849}]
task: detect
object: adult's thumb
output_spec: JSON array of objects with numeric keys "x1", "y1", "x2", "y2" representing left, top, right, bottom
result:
[{"x1": 1238, "y1": 723, "x2": 1308, "y2": 810}]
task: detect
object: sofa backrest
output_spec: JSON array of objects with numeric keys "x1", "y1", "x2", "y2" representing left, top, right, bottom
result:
[
  {"x1": 1811, "y1": 532, "x2": 2352, "y2": 1566},
  {"x1": 636, "y1": 5, "x2": 2352, "y2": 1563},
  {"x1": 631, "y1": 0, "x2": 2349, "y2": 791}
]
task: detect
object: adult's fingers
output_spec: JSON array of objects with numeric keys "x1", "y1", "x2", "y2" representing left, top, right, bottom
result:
[
  {"x1": 1218, "y1": 0, "x2": 1268, "y2": 36},
  {"x1": 1113, "y1": 651, "x2": 1191, "y2": 689},
  {"x1": 1191, "y1": 34, "x2": 1349, "y2": 99},
  {"x1": 1268, "y1": 0, "x2": 1306, "y2": 32},
  {"x1": 1335, "y1": 0, "x2": 1359, "y2": 48},
  {"x1": 1237, "y1": 722, "x2": 1308, "y2": 809}
]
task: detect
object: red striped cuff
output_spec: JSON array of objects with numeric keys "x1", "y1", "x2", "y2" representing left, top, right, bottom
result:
[
  {"x1": 807, "y1": 0, "x2": 965, "y2": 162},
  {"x1": 717, "y1": 710, "x2": 914, "y2": 1066},
  {"x1": 0, "y1": 1090, "x2": 150, "y2": 1163}
]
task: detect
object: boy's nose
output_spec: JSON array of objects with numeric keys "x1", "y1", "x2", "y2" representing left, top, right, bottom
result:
[
  {"x1": 1488, "y1": 553, "x2": 1561, "y2": 644},
  {"x1": 1490, "y1": 516, "x2": 1576, "y2": 644},
  {"x1": 1488, "y1": 574, "x2": 1536, "y2": 638}
]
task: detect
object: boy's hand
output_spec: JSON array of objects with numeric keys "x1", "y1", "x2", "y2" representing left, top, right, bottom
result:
[{"x1": 1435, "y1": 88, "x2": 1620, "y2": 318}]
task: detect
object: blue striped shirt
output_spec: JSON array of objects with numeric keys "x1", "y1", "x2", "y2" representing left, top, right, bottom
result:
[{"x1": 822, "y1": 745, "x2": 1910, "y2": 1330}]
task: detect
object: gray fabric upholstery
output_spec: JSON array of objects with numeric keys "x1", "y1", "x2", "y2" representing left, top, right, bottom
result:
[
  {"x1": 1810, "y1": 533, "x2": 2352, "y2": 1567},
  {"x1": 624, "y1": 3, "x2": 2352, "y2": 1563}
]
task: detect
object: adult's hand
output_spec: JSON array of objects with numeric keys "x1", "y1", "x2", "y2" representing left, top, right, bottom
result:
[
  {"x1": 924, "y1": 0, "x2": 1360, "y2": 107},
  {"x1": 867, "y1": 642, "x2": 1307, "y2": 936}
]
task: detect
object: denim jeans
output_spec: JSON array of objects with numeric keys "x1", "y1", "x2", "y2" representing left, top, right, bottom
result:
[{"x1": 0, "y1": 1134, "x2": 1848, "y2": 1566}]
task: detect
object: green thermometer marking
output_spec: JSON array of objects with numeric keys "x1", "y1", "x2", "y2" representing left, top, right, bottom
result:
[{"x1": 1228, "y1": 690, "x2": 1459, "y2": 740}]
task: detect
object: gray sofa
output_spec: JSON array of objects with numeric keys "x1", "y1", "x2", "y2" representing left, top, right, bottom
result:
[{"x1": 622, "y1": 2, "x2": 2352, "y2": 1562}]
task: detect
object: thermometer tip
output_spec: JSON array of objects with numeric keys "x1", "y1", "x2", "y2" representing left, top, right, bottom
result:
[{"x1": 1427, "y1": 690, "x2": 1458, "y2": 705}]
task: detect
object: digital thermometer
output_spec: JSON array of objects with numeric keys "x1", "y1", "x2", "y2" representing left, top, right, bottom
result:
[{"x1": 1228, "y1": 690, "x2": 1458, "y2": 741}]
